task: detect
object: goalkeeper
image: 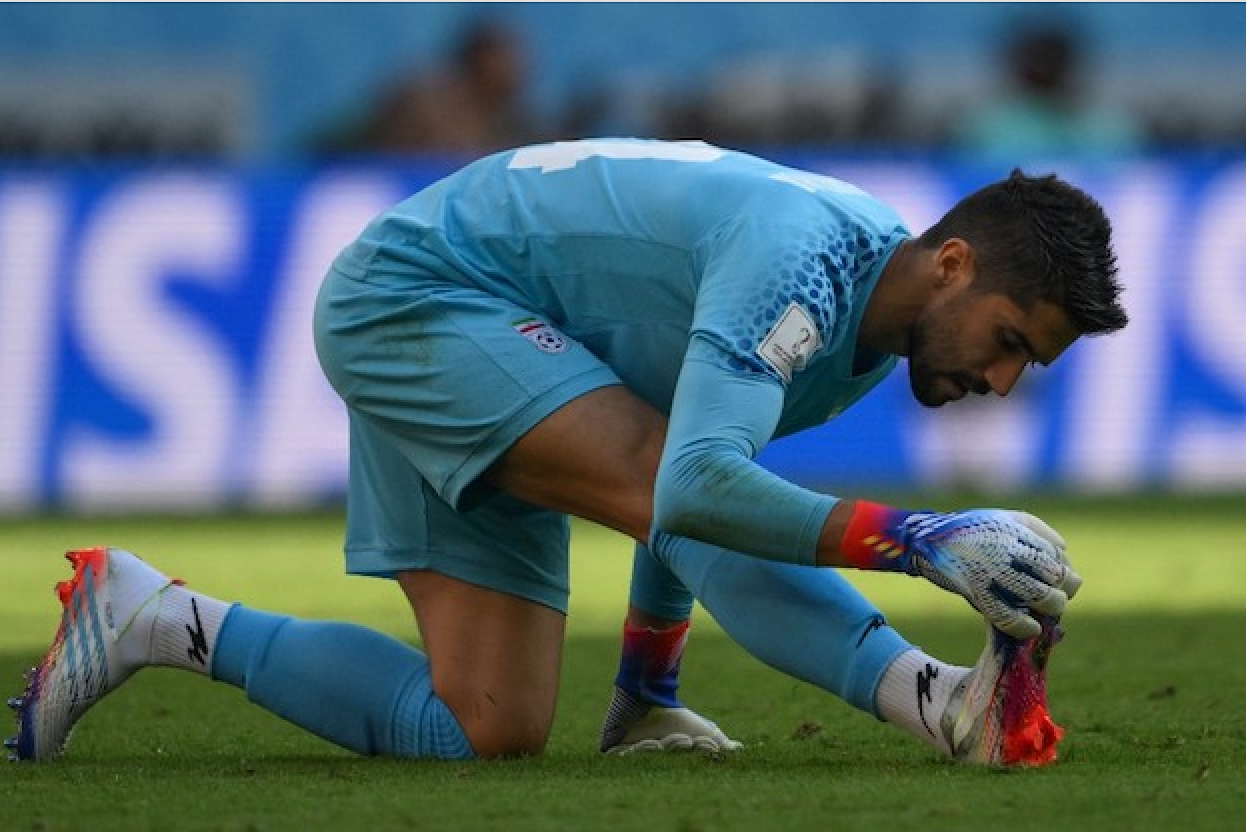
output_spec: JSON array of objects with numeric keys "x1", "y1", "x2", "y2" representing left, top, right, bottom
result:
[{"x1": 10, "y1": 139, "x2": 1126, "y2": 767}]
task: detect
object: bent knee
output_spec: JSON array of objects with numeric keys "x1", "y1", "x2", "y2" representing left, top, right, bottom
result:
[
  {"x1": 464, "y1": 721, "x2": 551, "y2": 759},
  {"x1": 438, "y1": 689, "x2": 554, "y2": 759}
]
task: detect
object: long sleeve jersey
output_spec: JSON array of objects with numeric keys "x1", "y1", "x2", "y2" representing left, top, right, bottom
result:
[{"x1": 333, "y1": 138, "x2": 911, "y2": 564}]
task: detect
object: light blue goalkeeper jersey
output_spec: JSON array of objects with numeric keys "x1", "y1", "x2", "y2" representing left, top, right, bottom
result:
[{"x1": 333, "y1": 139, "x2": 911, "y2": 564}]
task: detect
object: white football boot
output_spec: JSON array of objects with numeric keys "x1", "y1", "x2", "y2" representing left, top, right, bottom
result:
[
  {"x1": 940, "y1": 616, "x2": 1065, "y2": 766},
  {"x1": 7, "y1": 547, "x2": 173, "y2": 761}
]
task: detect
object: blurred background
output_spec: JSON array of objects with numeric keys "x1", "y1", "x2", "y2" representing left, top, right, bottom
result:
[{"x1": 2, "y1": 1, "x2": 1245, "y2": 514}]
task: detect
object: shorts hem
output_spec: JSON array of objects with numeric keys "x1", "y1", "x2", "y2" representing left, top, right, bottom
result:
[
  {"x1": 442, "y1": 365, "x2": 622, "y2": 510},
  {"x1": 344, "y1": 545, "x2": 570, "y2": 615}
]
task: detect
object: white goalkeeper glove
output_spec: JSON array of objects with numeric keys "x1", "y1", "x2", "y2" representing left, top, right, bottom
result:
[{"x1": 841, "y1": 502, "x2": 1081, "y2": 639}]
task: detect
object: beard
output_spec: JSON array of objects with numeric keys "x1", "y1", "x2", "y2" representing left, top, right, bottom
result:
[
  {"x1": 907, "y1": 337, "x2": 946, "y2": 407},
  {"x1": 906, "y1": 310, "x2": 973, "y2": 407}
]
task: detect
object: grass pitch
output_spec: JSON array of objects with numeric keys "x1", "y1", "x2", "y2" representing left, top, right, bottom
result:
[{"x1": 1, "y1": 495, "x2": 1244, "y2": 831}]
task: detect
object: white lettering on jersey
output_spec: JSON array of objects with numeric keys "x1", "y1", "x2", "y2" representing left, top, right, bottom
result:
[
  {"x1": 508, "y1": 139, "x2": 725, "y2": 173},
  {"x1": 769, "y1": 171, "x2": 869, "y2": 197},
  {"x1": 757, "y1": 302, "x2": 822, "y2": 382}
]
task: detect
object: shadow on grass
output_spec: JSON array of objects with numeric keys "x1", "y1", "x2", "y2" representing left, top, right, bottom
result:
[
  {"x1": 2, "y1": 612, "x2": 1243, "y2": 832},
  {"x1": 2, "y1": 609, "x2": 1241, "y2": 762}
]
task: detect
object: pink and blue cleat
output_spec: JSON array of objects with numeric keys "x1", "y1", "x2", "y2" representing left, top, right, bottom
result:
[{"x1": 942, "y1": 615, "x2": 1065, "y2": 767}]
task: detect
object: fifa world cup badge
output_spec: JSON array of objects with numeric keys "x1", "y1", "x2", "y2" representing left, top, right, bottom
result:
[
  {"x1": 512, "y1": 317, "x2": 570, "y2": 354},
  {"x1": 757, "y1": 301, "x2": 821, "y2": 382}
]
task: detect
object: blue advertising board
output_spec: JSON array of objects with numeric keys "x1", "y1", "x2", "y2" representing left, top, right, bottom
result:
[{"x1": 2, "y1": 155, "x2": 1244, "y2": 511}]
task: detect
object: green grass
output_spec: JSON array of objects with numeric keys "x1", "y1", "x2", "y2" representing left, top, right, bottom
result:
[{"x1": 2, "y1": 495, "x2": 1245, "y2": 831}]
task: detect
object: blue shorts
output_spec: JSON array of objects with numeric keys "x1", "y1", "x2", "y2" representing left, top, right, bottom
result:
[{"x1": 313, "y1": 267, "x2": 621, "y2": 613}]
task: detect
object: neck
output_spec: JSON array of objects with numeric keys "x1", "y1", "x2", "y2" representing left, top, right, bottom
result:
[{"x1": 859, "y1": 238, "x2": 928, "y2": 357}]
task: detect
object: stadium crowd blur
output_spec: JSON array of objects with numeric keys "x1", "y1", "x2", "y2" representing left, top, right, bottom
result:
[
  {"x1": 309, "y1": 20, "x2": 541, "y2": 158},
  {"x1": 304, "y1": 18, "x2": 1176, "y2": 161},
  {"x1": 0, "y1": 12, "x2": 1242, "y2": 165}
]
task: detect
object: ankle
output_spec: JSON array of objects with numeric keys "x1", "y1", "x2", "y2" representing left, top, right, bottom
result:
[
  {"x1": 875, "y1": 648, "x2": 968, "y2": 755},
  {"x1": 615, "y1": 620, "x2": 689, "y2": 707},
  {"x1": 148, "y1": 585, "x2": 232, "y2": 675}
]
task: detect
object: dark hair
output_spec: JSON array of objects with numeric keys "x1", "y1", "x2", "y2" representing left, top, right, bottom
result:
[{"x1": 918, "y1": 169, "x2": 1128, "y2": 335}]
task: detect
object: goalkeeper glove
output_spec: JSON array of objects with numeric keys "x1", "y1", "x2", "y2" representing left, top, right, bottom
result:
[{"x1": 840, "y1": 501, "x2": 1081, "y2": 639}]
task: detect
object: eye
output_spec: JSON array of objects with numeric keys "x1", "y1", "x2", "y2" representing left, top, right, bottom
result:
[{"x1": 999, "y1": 328, "x2": 1039, "y2": 367}]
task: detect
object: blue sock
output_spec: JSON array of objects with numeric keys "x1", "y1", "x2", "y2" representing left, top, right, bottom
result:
[
  {"x1": 613, "y1": 544, "x2": 696, "y2": 707},
  {"x1": 652, "y1": 536, "x2": 912, "y2": 714},
  {"x1": 211, "y1": 605, "x2": 475, "y2": 759},
  {"x1": 613, "y1": 619, "x2": 689, "y2": 707},
  {"x1": 628, "y1": 542, "x2": 695, "y2": 621}
]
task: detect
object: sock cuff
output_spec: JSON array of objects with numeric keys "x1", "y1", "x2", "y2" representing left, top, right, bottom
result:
[
  {"x1": 616, "y1": 620, "x2": 690, "y2": 707},
  {"x1": 150, "y1": 586, "x2": 232, "y2": 675},
  {"x1": 622, "y1": 619, "x2": 690, "y2": 664},
  {"x1": 392, "y1": 663, "x2": 476, "y2": 760},
  {"x1": 205, "y1": 602, "x2": 280, "y2": 686},
  {"x1": 875, "y1": 648, "x2": 966, "y2": 754}
]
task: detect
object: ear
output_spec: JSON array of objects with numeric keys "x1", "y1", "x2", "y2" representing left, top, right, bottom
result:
[{"x1": 935, "y1": 238, "x2": 975, "y2": 289}]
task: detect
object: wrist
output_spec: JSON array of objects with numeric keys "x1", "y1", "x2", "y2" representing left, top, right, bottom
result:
[{"x1": 840, "y1": 500, "x2": 917, "y2": 572}]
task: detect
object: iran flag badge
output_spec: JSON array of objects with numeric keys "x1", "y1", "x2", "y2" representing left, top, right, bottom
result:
[{"x1": 512, "y1": 317, "x2": 570, "y2": 354}]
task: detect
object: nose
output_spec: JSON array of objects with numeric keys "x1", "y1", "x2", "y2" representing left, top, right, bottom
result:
[{"x1": 983, "y1": 357, "x2": 1026, "y2": 396}]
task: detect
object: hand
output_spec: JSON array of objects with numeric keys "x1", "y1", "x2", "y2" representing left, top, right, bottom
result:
[
  {"x1": 903, "y1": 509, "x2": 1081, "y2": 639},
  {"x1": 1004, "y1": 510, "x2": 1083, "y2": 600}
]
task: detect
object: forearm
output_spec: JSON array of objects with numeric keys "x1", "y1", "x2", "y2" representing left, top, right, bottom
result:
[
  {"x1": 657, "y1": 349, "x2": 918, "y2": 568},
  {"x1": 653, "y1": 448, "x2": 837, "y2": 566},
  {"x1": 655, "y1": 352, "x2": 847, "y2": 565}
]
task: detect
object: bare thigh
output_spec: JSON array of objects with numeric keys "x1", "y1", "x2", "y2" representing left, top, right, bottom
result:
[
  {"x1": 399, "y1": 385, "x2": 670, "y2": 756},
  {"x1": 484, "y1": 383, "x2": 667, "y2": 542},
  {"x1": 398, "y1": 569, "x2": 566, "y2": 758}
]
